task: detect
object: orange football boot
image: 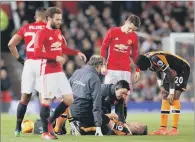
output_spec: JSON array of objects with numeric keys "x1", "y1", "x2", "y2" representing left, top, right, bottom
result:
[
  {"x1": 166, "y1": 128, "x2": 179, "y2": 135},
  {"x1": 150, "y1": 127, "x2": 167, "y2": 135}
]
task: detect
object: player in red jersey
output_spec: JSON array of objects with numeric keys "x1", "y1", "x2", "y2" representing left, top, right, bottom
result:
[
  {"x1": 8, "y1": 7, "x2": 47, "y2": 137},
  {"x1": 34, "y1": 7, "x2": 86, "y2": 140},
  {"x1": 100, "y1": 14, "x2": 141, "y2": 118}
]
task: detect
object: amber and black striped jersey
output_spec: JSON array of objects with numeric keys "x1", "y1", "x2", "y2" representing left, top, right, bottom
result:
[{"x1": 145, "y1": 51, "x2": 190, "y2": 74}]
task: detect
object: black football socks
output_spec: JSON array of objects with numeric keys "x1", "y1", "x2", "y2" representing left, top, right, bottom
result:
[
  {"x1": 40, "y1": 104, "x2": 50, "y2": 133},
  {"x1": 15, "y1": 101, "x2": 28, "y2": 131}
]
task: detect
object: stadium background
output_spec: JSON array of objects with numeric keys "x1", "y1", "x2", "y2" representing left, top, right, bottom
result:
[{"x1": 0, "y1": 1, "x2": 194, "y2": 114}]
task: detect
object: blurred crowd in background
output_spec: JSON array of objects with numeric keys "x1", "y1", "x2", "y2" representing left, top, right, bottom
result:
[{"x1": 1, "y1": 1, "x2": 194, "y2": 107}]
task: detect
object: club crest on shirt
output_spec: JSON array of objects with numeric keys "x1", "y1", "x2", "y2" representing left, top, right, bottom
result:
[{"x1": 127, "y1": 40, "x2": 132, "y2": 45}]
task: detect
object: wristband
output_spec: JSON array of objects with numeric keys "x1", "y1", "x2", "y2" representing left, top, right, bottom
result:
[
  {"x1": 169, "y1": 89, "x2": 175, "y2": 94},
  {"x1": 17, "y1": 57, "x2": 25, "y2": 65}
]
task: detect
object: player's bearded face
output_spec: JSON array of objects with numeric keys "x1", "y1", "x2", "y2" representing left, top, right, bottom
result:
[{"x1": 51, "y1": 14, "x2": 62, "y2": 29}]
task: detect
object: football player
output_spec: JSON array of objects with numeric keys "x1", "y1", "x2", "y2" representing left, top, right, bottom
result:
[
  {"x1": 100, "y1": 14, "x2": 141, "y2": 110},
  {"x1": 136, "y1": 51, "x2": 190, "y2": 135},
  {"x1": 8, "y1": 7, "x2": 46, "y2": 137}
]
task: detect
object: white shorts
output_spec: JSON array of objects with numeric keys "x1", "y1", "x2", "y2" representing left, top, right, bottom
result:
[
  {"x1": 21, "y1": 59, "x2": 41, "y2": 94},
  {"x1": 40, "y1": 72, "x2": 73, "y2": 99},
  {"x1": 104, "y1": 69, "x2": 133, "y2": 93}
]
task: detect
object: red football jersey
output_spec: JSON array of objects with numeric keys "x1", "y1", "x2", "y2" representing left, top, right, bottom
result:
[
  {"x1": 16, "y1": 22, "x2": 46, "y2": 59},
  {"x1": 100, "y1": 27, "x2": 140, "y2": 72},
  {"x1": 34, "y1": 27, "x2": 79, "y2": 75}
]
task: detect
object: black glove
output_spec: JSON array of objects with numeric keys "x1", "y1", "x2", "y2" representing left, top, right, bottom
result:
[{"x1": 17, "y1": 57, "x2": 25, "y2": 65}]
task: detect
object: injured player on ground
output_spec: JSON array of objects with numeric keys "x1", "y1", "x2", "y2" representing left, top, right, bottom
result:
[{"x1": 48, "y1": 109, "x2": 148, "y2": 136}]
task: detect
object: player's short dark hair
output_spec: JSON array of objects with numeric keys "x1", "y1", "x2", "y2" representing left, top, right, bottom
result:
[
  {"x1": 115, "y1": 80, "x2": 130, "y2": 91},
  {"x1": 127, "y1": 15, "x2": 141, "y2": 29},
  {"x1": 136, "y1": 55, "x2": 151, "y2": 71},
  {"x1": 87, "y1": 55, "x2": 105, "y2": 68},
  {"x1": 142, "y1": 125, "x2": 148, "y2": 135},
  {"x1": 45, "y1": 7, "x2": 62, "y2": 18},
  {"x1": 35, "y1": 7, "x2": 46, "y2": 13}
]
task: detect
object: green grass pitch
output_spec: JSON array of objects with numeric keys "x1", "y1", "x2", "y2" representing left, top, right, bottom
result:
[{"x1": 1, "y1": 112, "x2": 194, "y2": 142}]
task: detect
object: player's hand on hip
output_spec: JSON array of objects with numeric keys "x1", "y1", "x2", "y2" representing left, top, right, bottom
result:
[
  {"x1": 77, "y1": 52, "x2": 87, "y2": 62},
  {"x1": 95, "y1": 127, "x2": 103, "y2": 136},
  {"x1": 133, "y1": 72, "x2": 140, "y2": 83},
  {"x1": 167, "y1": 93, "x2": 174, "y2": 105},
  {"x1": 56, "y1": 56, "x2": 66, "y2": 65},
  {"x1": 17, "y1": 56, "x2": 25, "y2": 65}
]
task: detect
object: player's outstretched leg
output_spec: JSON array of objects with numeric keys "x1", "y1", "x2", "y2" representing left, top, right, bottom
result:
[
  {"x1": 14, "y1": 93, "x2": 31, "y2": 137},
  {"x1": 151, "y1": 99, "x2": 170, "y2": 135}
]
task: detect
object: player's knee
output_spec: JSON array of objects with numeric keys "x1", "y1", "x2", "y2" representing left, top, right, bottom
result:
[
  {"x1": 63, "y1": 94, "x2": 74, "y2": 106},
  {"x1": 20, "y1": 93, "x2": 32, "y2": 104},
  {"x1": 162, "y1": 95, "x2": 168, "y2": 100},
  {"x1": 41, "y1": 99, "x2": 52, "y2": 106}
]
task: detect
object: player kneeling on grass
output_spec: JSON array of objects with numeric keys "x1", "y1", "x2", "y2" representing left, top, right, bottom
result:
[
  {"x1": 136, "y1": 51, "x2": 190, "y2": 135},
  {"x1": 101, "y1": 80, "x2": 130, "y2": 123}
]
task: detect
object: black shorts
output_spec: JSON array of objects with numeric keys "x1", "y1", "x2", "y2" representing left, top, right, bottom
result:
[{"x1": 163, "y1": 66, "x2": 190, "y2": 92}]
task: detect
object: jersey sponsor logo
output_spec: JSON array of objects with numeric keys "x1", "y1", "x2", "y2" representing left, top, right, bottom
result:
[
  {"x1": 29, "y1": 25, "x2": 44, "y2": 30},
  {"x1": 49, "y1": 37, "x2": 53, "y2": 40},
  {"x1": 157, "y1": 60, "x2": 163, "y2": 66},
  {"x1": 114, "y1": 44, "x2": 128, "y2": 53},
  {"x1": 114, "y1": 44, "x2": 128, "y2": 50},
  {"x1": 50, "y1": 42, "x2": 62, "y2": 48},
  {"x1": 73, "y1": 80, "x2": 86, "y2": 87},
  {"x1": 50, "y1": 42, "x2": 62, "y2": 51},
  {"x1": 127, "y1": 40, "x2": 132, "y2": 45}
]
